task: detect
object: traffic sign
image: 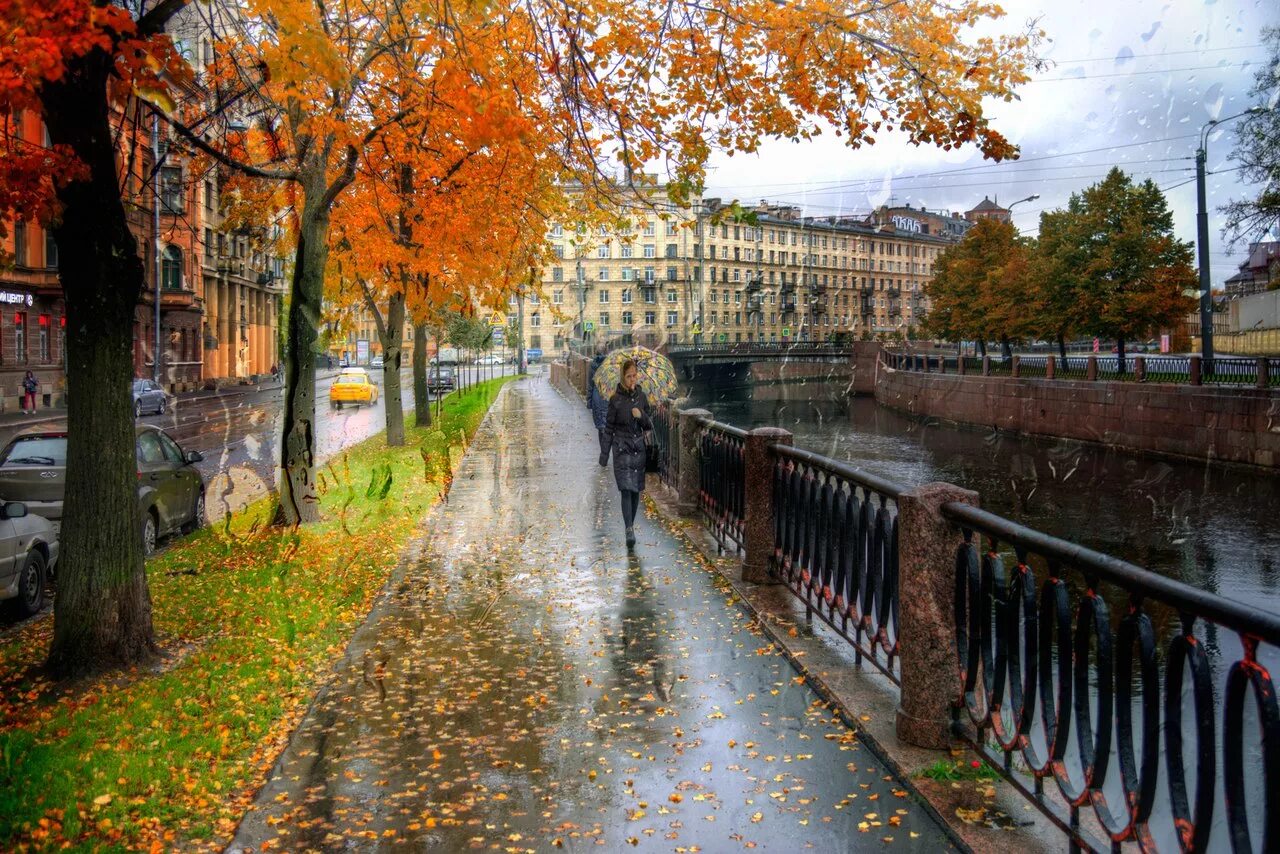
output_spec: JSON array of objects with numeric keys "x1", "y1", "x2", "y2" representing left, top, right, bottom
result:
[
  {"x1": 782, "y1": 327, "x2": 791, "y2": 337},
  {"x1": 584, "y1": 320, "x2": 596, "y2": 332}
]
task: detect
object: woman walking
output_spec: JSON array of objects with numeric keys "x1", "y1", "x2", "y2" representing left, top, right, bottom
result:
[
  {"x1": 600, "y1": 360, "x2": 652, "y2": 548},
  {"x1": 586, "y1": 352, "x2": 608, "y2": 456},
  {"x1": 21, "y1": 370, "x2": 38, "y2": 415}
]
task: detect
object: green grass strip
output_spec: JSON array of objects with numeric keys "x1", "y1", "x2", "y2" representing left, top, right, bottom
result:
[{"x1": 0, "y1": 377, "x2": 514, "y2": 852}]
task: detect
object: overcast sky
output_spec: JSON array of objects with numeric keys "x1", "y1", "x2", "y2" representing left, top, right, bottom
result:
[{"x1": 703, "y1": 0, "x2": 1277, "y2": 283}]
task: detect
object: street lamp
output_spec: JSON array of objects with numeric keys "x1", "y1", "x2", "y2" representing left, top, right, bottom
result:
[
  {"x1": 575, "y1": 259, "x2": 587, "y2": 346},
  {"x1": 1006, "y1": 194, "x2": 1040, "y2": 213},
  {"x1": 1197, "y1": 107, "x2": 1265, "y2": 369}
]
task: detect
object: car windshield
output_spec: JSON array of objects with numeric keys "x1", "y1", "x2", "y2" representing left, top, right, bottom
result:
[
  {"x1": 338, "y1": 376, "x2": 366, "y2": 385},
  {"x1": 0, "y1": 436, "x2": 67, "y2": 466}
]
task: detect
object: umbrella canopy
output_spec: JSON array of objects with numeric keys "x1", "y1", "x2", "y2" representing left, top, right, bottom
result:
[{"x1": 592, "y1": 346, "x2": 678, "y2": 406}]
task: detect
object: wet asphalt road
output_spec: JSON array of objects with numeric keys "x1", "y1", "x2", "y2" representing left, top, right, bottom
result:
[
  {"x1": 229, "y1": 377, "x2": 950, "y2": 852},
  {"x1": 0, "y1": 366, "x2": 517, "y2": 524}
]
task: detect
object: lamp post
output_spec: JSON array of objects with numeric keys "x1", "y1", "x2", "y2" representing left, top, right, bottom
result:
[
  {"x1": 575, "y1": 259, "x2": 587, "y2": 347},
  {"x1": 992, "y1": 194, "x2": 1041, "y2": 360},
  {"x1": 1197, "y1": 108, "x2": 1264, "y2": 370}
]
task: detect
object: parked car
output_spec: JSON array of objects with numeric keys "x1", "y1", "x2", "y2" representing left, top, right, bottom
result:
[
  {"x1": 131, "y1": 378, "x2": 168, "y2": 417},
  {"x1": 475, "y1": 354, "x2": 503, "y2": 366},
  {"x1": 427, "y1": 367, "x2": 455, "y2": 393},
  {"x1": 0, "y1": 426, "x2": 204, "y2": 559},
  {"x1": 371, "y1": 355, "x2": 385, "y2": 368},
  {"x1": 329, "y1": 371, "x2": 379, "y2": 408},
  {"x1": 0, "y1": 500, "x2": 59, "y2": 618}
]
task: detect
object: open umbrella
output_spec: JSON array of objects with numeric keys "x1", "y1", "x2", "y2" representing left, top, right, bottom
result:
[{"x1": 592, "y1": 346, "x2": 678, "y2": 406}]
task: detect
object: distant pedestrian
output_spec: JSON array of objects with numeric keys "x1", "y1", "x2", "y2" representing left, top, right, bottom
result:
[
  {"x1": 21, "y1": 371, "x2": 37, "y2": 415},
  {"x1": 586, "y1": 352, "x2": 608, "y2": 455},
  {"x1": 600, "y1": 360, "x2": 652, "y2": 549},
  {"x1": 270, "y1": 363, "x2": 280, "y2": 381}
]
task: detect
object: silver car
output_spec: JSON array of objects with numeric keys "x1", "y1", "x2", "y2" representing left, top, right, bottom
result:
[
  {"x1": 0, "y1": 501, "x2": 59, "y2": 618},
  {"x1": 132, "y1": 379, "x2": 168, "y2": 417}
]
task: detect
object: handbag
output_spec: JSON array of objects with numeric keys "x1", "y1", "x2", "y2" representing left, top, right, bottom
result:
[{"x1": 644, "y1": 434, "x2": 660, "y2": 473}]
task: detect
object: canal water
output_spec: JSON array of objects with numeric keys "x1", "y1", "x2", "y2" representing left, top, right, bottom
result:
[
  {"x1": 686, "y1": 378, "x2": 1280, "y2": 616},
  {"x1": 684, "y1": 377, "x2": 1280, "y2": 851}
]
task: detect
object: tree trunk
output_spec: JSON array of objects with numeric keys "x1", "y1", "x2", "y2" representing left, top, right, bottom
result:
[
  {"x1": 381, "y1": 292, "x2": 406, "y2": 446},
  {"x1": 977, "y1": 339, "x2": 987, "y2": 358},
  {"x1": 1116, "y1": 336, "x2": 1127, "y2": 376},
  {"x1": 1058, "y1": 333, "x2": 1068, "y2": 361},
  {"x1": 277, "y1": 171, "x2": 331, "y2": 526},
  {"x1": 412, "y1": 321, "x2": 430, "y2": 428},
  {"x1": 42, "y1": 55, "x2": 156, "y2": 676},
  {"x1": 1000, "y1": 335, "x2": 1012, "y2": 361}
]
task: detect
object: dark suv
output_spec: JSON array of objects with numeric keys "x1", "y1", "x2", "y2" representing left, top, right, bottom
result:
[{"x1": 0, "y1": 425, "x2": 206, "y2": 556}]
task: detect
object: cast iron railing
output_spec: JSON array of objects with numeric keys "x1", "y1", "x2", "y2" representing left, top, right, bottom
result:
[
  {"x1": 697, "y1": 419, "x2": 747, "y2": 555},
  {"x1": 771, "y1": 445, "x2": 902, "y2": 683},
  {"x1": 651, "y1": 402, "x2": 677, "y2": 489},
  {"x1": 943, "y1": 501, "x2": 1280, "y2": 853}
]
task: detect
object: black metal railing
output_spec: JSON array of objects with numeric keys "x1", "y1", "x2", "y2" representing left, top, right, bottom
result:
[
  {"x1": 771, "y1": 445, "x2": 902, "y2": 683},
  {"x1": 886, "y1": 349, "x2": 1280, "y2": 388},
  {"x1": 943, "y1": 501, "x2": 1280, "y2": 853},
  {"x1": 651, "y1": 402, "x2": 678, "y2": 489},
  {"x1": 669, "y1": 341, "x2": 851, "y2": 357},
  {"x1": 698, "y1": 419, "x2": 747, "y2": 555}
]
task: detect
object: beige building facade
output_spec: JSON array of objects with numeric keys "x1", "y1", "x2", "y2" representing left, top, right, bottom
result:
[{"x1": 517, "y1": 192, "x2": 961, "y2": 354}]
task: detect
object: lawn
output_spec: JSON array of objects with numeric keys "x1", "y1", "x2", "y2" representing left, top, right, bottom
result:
[{"x1": 0, "y1": 377, "x2": 514, "y2": 851}]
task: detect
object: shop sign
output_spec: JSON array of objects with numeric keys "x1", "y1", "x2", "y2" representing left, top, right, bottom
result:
[{"x1": 0, "y1": 291, "x2": 33, "y2": 306}]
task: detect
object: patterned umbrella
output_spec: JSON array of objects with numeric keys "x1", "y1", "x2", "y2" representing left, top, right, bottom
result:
[{"x1": 593, "y1": 346, "x2": 679, "y2": 406}]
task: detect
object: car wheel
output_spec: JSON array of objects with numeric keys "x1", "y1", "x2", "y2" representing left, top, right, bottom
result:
[
  {"x1": 183, "y1": 491, "x2": 205, "y2": 534},
  {"x1": 141, "y1": 511, "x2": 158, "y2": 557},
  {"x1": 335, "y1": 401, "x2": 343, "y2": 410},
  {"x1": 157, "y1": 397, "x2": 167, "y2": 415},
  {"x1": 134, "y1": 399, "x2": 143, "y2": 418},
  {"x1": 8, "y1": 550, "x2": 45, "y2": 618}
]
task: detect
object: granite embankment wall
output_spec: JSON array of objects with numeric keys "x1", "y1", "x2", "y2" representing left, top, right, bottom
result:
[{"x1": 874, "y1": 363, "x2": 1280, "y2": 468}]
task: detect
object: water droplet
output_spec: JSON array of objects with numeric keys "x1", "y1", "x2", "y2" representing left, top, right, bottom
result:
[{"x1": 1115, "y1": 46, "x2": 1136, "y2": 66}]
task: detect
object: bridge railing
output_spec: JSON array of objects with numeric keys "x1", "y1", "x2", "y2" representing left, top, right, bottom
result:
[
  {"x1": 648, "y1": 396, "x2": 1279, "y2": 852},
  {"x1": 883, "y1": 348, "x2": 1280, "y2": 388},
  {"x1": 668, "y1": 340, "x2": 852, "y2": 357}
]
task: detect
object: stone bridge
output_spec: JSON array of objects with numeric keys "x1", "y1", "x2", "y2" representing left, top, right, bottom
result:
[{"x1": 662, "y1": 340, "x2": 882, "y2": 392}]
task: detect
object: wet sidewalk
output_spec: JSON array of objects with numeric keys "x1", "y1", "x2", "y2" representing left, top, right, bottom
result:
[{"x1": 231, "y1": 378, "x2": 951, "y2": 852}]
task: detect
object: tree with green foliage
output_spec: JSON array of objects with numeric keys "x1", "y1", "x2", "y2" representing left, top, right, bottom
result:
[
  {"x1": 1221, "y1": 27, "x2": 1280, "y2": 244},
  {"x1": 1047, "y1": 168, "x2": 1197, "y2": 373},
  {"x1": 922, "y1": 219, "x2": 1031, "y2": 357}
]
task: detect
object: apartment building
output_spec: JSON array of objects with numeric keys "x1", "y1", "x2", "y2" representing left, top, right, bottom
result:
[{"x1": 515, "y1": 189, "x2": 961, "y2": 354}]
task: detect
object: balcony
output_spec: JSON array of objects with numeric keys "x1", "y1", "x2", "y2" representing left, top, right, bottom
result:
[
  {"x1": 888, "y1": 300, "x2": 902, "y2": 317},
  {"x1": 779, "y1": 295, "x2": 797, "y2": 314},
  {"x1": 886, "y1": 285, "x2": 901, "y2": 298},
  {"x1": 859, "y1": 300, "x2": 875, "y2": 317},
  {"x1": 808, "y1": 296, "x2": 827, "y2": 314}
]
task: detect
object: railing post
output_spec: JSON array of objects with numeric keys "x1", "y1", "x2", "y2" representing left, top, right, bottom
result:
[
  {"x1": 1135, "y1": 355, "x2": 1146, "y2": 383},
  {"x1": 676, "y1": 408, "x2": 710, "y2": 515},
  {"x1": 1086, "y1": 355, "x2": 1098, "y2": 381},
  {"x1": 1045, "y1": 355, "x2": 1055, "y2": 380},
  {"x1": 1011, "y1": 355, "x2": 1021, "y2": 378},
  {"x1": 895, "y1": 483, "x2": 979, "y2": 749},
  {"x1": 742, "y1": 426, "x2": 792, "y2": 584},
  {"x1": 1258, "y1": 357, "x2": 1270, "y2": 389},
  {"x1": 982, "y1": 355, "x2": 990, "y2": 376},
  {"x1": 1189, "y1": 355, "x2": 1202, "y2": 386}
]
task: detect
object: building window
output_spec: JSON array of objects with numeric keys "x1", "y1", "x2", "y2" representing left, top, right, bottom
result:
[
  {"x1": 666, "y1": 267, "x2": 677, "y2": 281},
  {"x1": 621, "y1": 288, "x2": 632, "y2": 303},
  {"x1": 38, "y1": 314, "x2": 50, "y2": 362},
  {"x1": 621, "y1": 244, "x2": 633, "y2": 259},
  {"x1": 665, "y1": 243, "x2": 677, "y2": 258},
  {"x1": 552, "y1": 245, "x2": 565, "y2": 259},
  {"x1": 597, "y1": 244, "x2": 610, "y2": 258},
  {"x1": 44, "y1": 230, "x2": 57, "y2": 269},
  {"x1": 645, "y1": 311, "x2": 656, "y2": 325},
  {"x1": 643, "y1": 287, "x2": 656, "y2": 303},
  {"x1": 666, "y1": 311, "x2": 677, "y2": 326},
  {"x1": 710, "y1": 290, "x2": 718, "y2": 304},
  {"x1": 530, "y1": 313, "x2": 540, "y2": 328},
  {"x1": 160, "y1": 166, "x2": 183, "y2": 212},
  {"x1": 599, "y1": 289, "x2": 610, "y2": 303},
  {"x1": 550, "y1": 224, "x2": 563, "y2": 237},
  {"x1": 13, "y1": 221, "x2": 26, "y2": 266},
  {"x1": 14, "y1": 312, "x2": 26, "y2": 363},
  {"x1": 621, "y1": 310, "x2": 633, "y2": 325},
  {"x1": 666, "y1": 221, "x2": 678, "y2": 236},
  {"x1": 598, "y1": 267, "x2": 609, "y2": 281},
  {"x1": 621, "y1": 268, "x2": 633, "y2": 281},
  {"x1": 643, "y1": 222, "x2": 655, "y2": 237},
  {"x1": 667, "y1": 289, "x2": 677, "y2": 303},
  {"x1": 553, "y1": 290, "x2": 563, "y2": 305},
  {"x1": 552, "y1": 267, "x2": 563, "y2": 282},
  {"x1": 599, "y1": 312, "x2": 609, "y2": 326},
  {"x1": 643, "y1": 244, "x2": 656, "y2": 258},
  {"x1": 162, "y1": 245, "x2": 183, "y2": 290},
  {"x1": 529, "y1": 292, "x2": 540, "y2": 305}
]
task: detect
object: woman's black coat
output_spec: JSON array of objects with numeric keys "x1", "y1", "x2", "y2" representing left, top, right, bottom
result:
[{"x1": 600, "y1": 383, "x2": 653, "y2": 493}]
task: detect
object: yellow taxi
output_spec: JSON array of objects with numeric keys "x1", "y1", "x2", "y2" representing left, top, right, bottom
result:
[{"x1": 329, "y1": 369, "x2": 379, "y2": 409}]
